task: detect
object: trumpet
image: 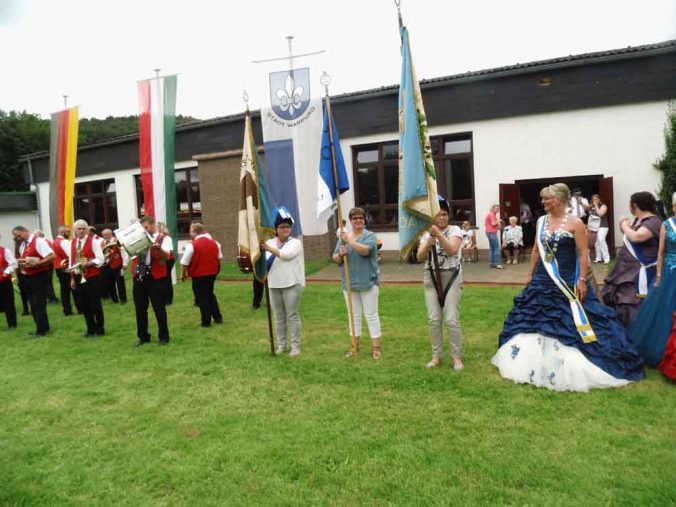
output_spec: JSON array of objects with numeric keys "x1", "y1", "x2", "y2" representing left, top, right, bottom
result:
[
  {"x1": 102, "y1": 238, "x2": 119, "y2": 255},
  {"x1": 66, "y1": 250, "x2": 89, "y2": 284}
]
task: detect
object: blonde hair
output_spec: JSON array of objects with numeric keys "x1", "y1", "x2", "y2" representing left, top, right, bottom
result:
[
  {"x1": 540, "y1": 183, "x2": 571, "y2": 205},
  {"x1": 672, "y1": 191, "x2": 676, "y2": 205}
]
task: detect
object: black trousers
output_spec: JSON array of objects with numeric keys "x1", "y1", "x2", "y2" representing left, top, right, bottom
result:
[
  {"x1": 106, "y1": 266, "x2": 127, "y2": 304},
  {"x1": 25, "y1": 270, "x2": 50, "y2": 334},
  {"x1": 252, "y1": 278, "x2": 264, "y2": 307},
  {"x1": 192, "y1": 275, "x2": 222, "y2": 326},
  {"x1": 133, "y1": 277, "x2": 169, "y2": 343},
  {"x1": 99, "y1": 266, "x2": 111, "y2": 299},
  {"x1": 17, "y1": 272, "x2": 31, "y2": 315},
  {"x1": 74, "y1": 274, "x2": 105, "y2": 334},
  {"x1": 0, "y1": 279, "x2": 17, "y2": 328},
  {"x1": 164, "y1": 259, "x2": 175, "y2": 305},
  {"x1": 46, "y1": 266, "x2": 58, "y2": 303},
  {"x1": 55, "y1": 268, "x2": 76, "y2": 315}
]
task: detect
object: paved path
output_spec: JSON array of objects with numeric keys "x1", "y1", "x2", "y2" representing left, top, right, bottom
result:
[{"x1": 307, "y1": 252, "x2": 612, "y2": 286}]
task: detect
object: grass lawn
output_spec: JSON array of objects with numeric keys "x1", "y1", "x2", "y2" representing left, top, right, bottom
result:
[{"x1": 0, "y1": 282, "x2": 674, "y2": 505}]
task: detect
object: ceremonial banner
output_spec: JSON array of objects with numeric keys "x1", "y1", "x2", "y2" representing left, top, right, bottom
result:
[
  {"x1": 397, "y1": 25, "x2": 440, "y2": 259},
  {"x1": 238, "y1": 114, "x2": 275, "y2": 282},
  {"x1": 261, "y1": 67, "x2": 324, "y2": 236},
  {"x1": 48, "y1": 106, "x2": 79, "y2": 234},
  {"x1": 137, "y1": 74, "x2": 178, "y2": 253},
  {"x1": 316, "y1": 98, "x2": 349, "y2": 225}
]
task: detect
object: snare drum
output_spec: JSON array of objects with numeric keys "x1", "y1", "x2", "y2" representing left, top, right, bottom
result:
[{"x1": 114, "y1": 222, "x2": 152, "y2": 256}]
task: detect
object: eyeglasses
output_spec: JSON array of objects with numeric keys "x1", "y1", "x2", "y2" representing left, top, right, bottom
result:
[{"x1": 350, "y1": 216, "x2": 365, "y2": 221}]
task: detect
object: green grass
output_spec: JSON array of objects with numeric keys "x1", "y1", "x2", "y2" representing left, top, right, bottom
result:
[
  {"x1": 217, "y1": 259, "x2": 331, "y2": 281},
  {"x1": 0, "y1": 283, "x2": 674, "y2": 505}
]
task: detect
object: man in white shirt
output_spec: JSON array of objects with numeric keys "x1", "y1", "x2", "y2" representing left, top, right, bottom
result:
[
  {"x1": 12, "y1": 225, "x2": 55, "y2": 337},
  {"x1": 569, "y1": 188, "x2": 590, "y2": 222},
  {"x1": 0, "y1": 236, "x2": 18, "y2": 329},
  {"x1": 69, "y1": 219, "x2": 106, "y2": 337}
]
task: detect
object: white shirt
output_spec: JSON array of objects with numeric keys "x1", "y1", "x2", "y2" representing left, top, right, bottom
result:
[
  {"x1": 69, "y1": 235, "x2": 104, "y2": 272},
  {"x1": 266, "y1": 236, "x2": 305, "y2": 289},
  {"x1": 569, "y1": 196, "x2": 589, "y2": 218},
  {"x1": 19, "y1": 234, "x2": 54, "y2": 258},
  {"x1": 503, "y1": 225, "x2": 524, "y2": 246},
  {"x1": 181, "y1": 233, "x2": 223, "y2": 266},
  {"x1": 2, "y1": 247, "x2": 17, "y2": 276},
  {"x1": 420, "y1": 225, "x2": 463, "y2": 270},
  {"x1": 144, "y1": 233, "x2": 173, "y2": 264},
  {"x1": 56, "y1": 238, "x2": 71, "y2": 259},
  {"x1": 461, "y1": 228, "x2": 474, "y2": 246}
]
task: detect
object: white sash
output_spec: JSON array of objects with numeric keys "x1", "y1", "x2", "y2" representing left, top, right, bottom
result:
[
  {"x1": 667, "y1": 217, "x2": 676, "y2": 235},
  {"x1": 536, "y1": 217, "x2": 597, "y2": 343},
  {"x1": 622, "y1": 229, "x2": 658, "y2": 297}
]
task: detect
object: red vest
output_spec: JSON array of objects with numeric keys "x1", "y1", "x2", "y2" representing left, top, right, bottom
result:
[
  {"x1": 0, "y1": 246, "x2": 9, "y2": 282},
  {"x1": 131, "y1": 235, "x2": 169, "y2": 280},
  {"x1": 70, "y1": 235, "x2": 101, "y2": 278},
  {"x1": 52, "y1": 236, "x2": 68, "y2": 270},
  {"x1": 21, "y1": 236, "x2": 50, "y2": 276},
  {"x1": 107, "y1": 243, "x2": 123, "y2": 269},
  {"x1": 187, "y1": 236, "x2": 220, "y2": 278}
]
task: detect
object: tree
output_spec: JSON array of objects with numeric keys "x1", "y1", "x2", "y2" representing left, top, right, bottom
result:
[{"x1": 656, "y1": 102, "x2": 676, "y2": 216}]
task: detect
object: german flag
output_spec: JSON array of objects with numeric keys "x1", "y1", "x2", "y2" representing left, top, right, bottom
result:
[{"x1": 49, "y1": 106, "x2": 79, "y2": 234}]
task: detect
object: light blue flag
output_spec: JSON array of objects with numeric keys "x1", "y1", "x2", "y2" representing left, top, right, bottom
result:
[
  {"x1": 317, "y1": 97, "x2": 350, "y2": 225},
  {"x1": 398, "y1": 25, "x2": 440, "y2": 260}
]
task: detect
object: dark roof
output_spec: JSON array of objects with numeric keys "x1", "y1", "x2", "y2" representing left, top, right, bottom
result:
[{"x1": 25, "y1": 38, "x2": 676, "y2": 160}]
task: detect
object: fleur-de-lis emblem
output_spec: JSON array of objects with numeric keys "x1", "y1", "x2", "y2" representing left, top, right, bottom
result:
[
  {"x1": 511, "y1": 344, "x2": 520, "y2": 359},
  {"x1": 276, "y1": 74, "x2": 304, "y2": 117}
]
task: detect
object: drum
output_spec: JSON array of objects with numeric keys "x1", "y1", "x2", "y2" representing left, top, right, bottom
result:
[{"x1": 114, "y1": 222, "x2": 152, "y2": 256}]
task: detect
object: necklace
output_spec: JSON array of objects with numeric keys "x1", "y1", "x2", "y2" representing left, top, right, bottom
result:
[{"x1": 543, "y1": 212, "x2": 569, "y2": 262}]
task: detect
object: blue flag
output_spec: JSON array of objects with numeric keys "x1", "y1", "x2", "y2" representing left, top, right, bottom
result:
[
  {"x1": 317, "y1": 97, "x2": 350, "y2": 225},
  {"x1": 398, "y1": 25, "x2": 440, "y2": 260}
]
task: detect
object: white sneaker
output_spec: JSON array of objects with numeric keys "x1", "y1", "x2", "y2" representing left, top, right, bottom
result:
[
  {"x1": 276, "y1": 345, "x2": 288, "y2": 355},
  {"x1": 513, "y1": 259, "x2": 518, "y2": 265},
  {"x1": 289, "y1": 348, "x2": 300, "y2": 357},
  {"x1": 426, "y1": 358, "x2": 440, "y2": 368},
  {"x1": 453, "y1": 359, "x2": 465, "y2": 371},
  {"x1": 496, "y1": 264, "x2": 504, "y2": 270}
]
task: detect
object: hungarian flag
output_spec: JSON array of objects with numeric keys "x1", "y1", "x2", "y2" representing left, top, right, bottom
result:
[
  {"x1": 397, "y1": 24, "x2": 440, "y2": 260},
  {"x1": 138, "y1": 75, "x2": 178, "y2": 250},
  {"x1": 48, "y1": 106, "x2": 79, "y2": 234},
  {"x1": 238, "y1": 113, "x2": 275, "y2": 282}
]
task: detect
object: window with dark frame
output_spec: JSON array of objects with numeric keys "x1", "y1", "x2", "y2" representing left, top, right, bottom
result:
[
  {"x1": 351, "y1": 132, "x2": 475, "y2": 230},
  {"x1": 134, "y1": 167, "x2": 202, "y2": 238},
  {"x1": 74, "y1": 178, "x2": 118, "y2": 232}
]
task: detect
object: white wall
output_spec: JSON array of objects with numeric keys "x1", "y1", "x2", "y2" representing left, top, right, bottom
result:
[
  {"x1": 0, "y1": 212, "x2": 39, "y2": 247},
  {"x1": 339, "y1": 101, "x2": 670, "y2": 250},
  {"x1": 36, "y1": 160, "x2": 197, "y2": 238}
]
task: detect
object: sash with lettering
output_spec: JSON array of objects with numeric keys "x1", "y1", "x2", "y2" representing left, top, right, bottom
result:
[
  {"x1": 622, "y1": 218, "x2": 658, "y2": 297},
  {"x1": 536, "y1": 216, "x2": 597, "y2": 343}
]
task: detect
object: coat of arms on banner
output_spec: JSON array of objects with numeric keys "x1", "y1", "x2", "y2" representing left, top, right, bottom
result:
[{"x1": 269, "y1": 68, "x2": 311, "y2": 120}]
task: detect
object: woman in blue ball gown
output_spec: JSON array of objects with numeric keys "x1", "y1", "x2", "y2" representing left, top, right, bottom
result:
[
  {"x1": 628, "y1": 192, "x2": 676, "y2": 369},
  {"x1": 492, "y1": 183, "x2": 645, "y2": 392}
]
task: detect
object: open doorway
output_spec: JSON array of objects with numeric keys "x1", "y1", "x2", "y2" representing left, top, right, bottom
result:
[{"x1": 499, "y1": 175, "x2": 614, "y2": 256}]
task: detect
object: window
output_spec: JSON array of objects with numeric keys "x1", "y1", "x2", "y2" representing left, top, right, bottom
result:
[
  {"x1": 351, "y1": 132, "x2": 475, "y2": 230},
  {"x1": 74, "y1": 178, "x2": 118, "y2": 231},
  {"x1": 352, "y1": 142, "x2": 399, "y2": 230},
  {"x1": 134, "y1": 167, "x2": 202, "y2": 238},
  {"x1": 432, "y1": 133, "x2": 475, "y2": 225}
]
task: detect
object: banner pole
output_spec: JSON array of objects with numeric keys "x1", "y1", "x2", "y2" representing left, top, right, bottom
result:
[
  {"x1": 323, "y1": 80, "x2": 358, "y2": 356},
  {"x1": 264, "y1": 279, "x2": 276, "y2": 356}
]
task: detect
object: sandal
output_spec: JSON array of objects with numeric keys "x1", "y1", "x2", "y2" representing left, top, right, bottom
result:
[
  {"x1": 345, "y1": 340, "x2": 360, "y2": 358},
  {"x1": 372, "y1": 346, "x2": 381, "y2": 360}
]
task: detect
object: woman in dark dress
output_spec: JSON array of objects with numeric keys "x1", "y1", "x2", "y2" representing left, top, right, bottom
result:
[
  {"x1": 492, "y1": 183, "x2": 645, "y2": 392},
  {"x1": 601, "y1": 192, "x2": 662, "y2": 327}
]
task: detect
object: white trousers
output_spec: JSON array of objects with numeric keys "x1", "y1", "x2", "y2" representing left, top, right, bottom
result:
[
  {"x1": 423, "y1": 269, "x2": 463, "y2": 359},
  {"x1": 343, "y1": 285, "x2": 381, "y2": 340},
  {"x1": 595, "y1": 227, "x2": 610, "y2": 262}
]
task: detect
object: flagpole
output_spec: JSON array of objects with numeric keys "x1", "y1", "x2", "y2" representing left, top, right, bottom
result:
[
  {"x1": 244, "y1": 90, "x2": 276, "y2": 356},
  {"x1": 321, "y1": 72, "x2": 359, "y2": 356}
]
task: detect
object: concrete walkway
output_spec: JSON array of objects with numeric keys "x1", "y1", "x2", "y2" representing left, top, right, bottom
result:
[{"x1": 307, "y1": 252, "x2": 612, "y2": 286}]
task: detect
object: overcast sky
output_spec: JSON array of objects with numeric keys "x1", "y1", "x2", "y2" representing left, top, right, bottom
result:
[{"x1": 1, "y1": 0, "x2": 674, "y2": 120}]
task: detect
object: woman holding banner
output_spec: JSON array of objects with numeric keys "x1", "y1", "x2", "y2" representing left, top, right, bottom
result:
[
  {"x1": 492, "y1": 183, "x2": 644, "y2": 392},
  {"x1": 260, "y1": 208, "x2": 305, "y2": 356},
  {"x1": 333, "y1": 207, "x2": 382, "y2": 359},
  {"x1": 416, "y1": 197, "x2": 464, "y2": 370},
  {"x1": 601, "y1": 192, "x2": 662, "y2": 327}
]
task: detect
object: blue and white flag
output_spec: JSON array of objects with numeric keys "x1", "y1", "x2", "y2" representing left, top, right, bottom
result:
[
  {"x1": 398, "y1": 25, "x2": 440, "y2": 260},
  {"x1": 317, "y1": 98, "x2": 349, "y2": 225},
  {"x1": 261, "y1": 67, "x2": 325, "y2": 236}
]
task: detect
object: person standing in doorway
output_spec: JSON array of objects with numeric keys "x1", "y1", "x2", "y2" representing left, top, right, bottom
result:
[
  {"x1": 484, "y1": 204, "x2": 503, "y2": 269},
  {"x1": 569, "y1": 188, "x2": 590, "y2": 223},
  {"x1": 588, "y1": 194, "x2": 610, "y2": 264}
]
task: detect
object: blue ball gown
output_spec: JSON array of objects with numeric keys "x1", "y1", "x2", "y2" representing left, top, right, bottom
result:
[
  {"x1": 628, "y1": 219, "x2": 676, "y2": 366},
  {"x1": 492, "y1": 233, "x2": 645, "y2": 392}
]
